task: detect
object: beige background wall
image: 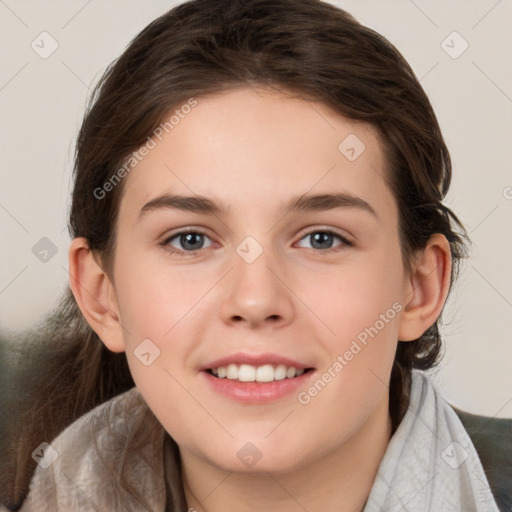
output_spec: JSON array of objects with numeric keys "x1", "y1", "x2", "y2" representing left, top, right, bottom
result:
[{"x1": 0, "y1": 0, "x2": 511, "y2": 417}]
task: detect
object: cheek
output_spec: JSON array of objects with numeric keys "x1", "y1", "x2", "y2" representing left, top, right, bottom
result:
[
  {"x1": 114, "y1": 257, "x2": 199, "y2": 428},
  {"x1": 113, "y1": 252, "x2": 214, "y2": 404},
  {"x1": 305, "y1": 246, "x2": 404, "y2": 402},
  {"x1": 305, "y1": 247, "x2": 403, "y2": 341},
  {"x1": 114, "y1": 250, "x2": 208, "y2": 343}
]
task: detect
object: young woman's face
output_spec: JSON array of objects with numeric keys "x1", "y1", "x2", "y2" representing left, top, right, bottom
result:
[{"x1": 110, "y1": 86, "x2": 410, "y2": 473}]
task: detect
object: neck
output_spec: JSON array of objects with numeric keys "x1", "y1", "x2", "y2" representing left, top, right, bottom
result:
[{"x1": 180, "y1": 394, "x2": 392, "y2": 512}]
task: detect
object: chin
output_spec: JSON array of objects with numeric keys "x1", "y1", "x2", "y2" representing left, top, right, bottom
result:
[{"x1": 199, "y1": 438, "x2": 311, "y2": 475}]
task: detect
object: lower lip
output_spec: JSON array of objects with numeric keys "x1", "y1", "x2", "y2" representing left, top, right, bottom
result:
[{"x1": 201, "y1": 370, "x2": 315, "y2": 404}]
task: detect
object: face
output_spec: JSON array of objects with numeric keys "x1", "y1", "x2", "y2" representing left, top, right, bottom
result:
[{"x1": 109, "y1": 86, "x2": 409, "y2": 474}]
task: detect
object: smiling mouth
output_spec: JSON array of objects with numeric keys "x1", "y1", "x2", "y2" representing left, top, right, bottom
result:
[{"x1": 205, "y1": 363, "x2": 315, "y2": 383}]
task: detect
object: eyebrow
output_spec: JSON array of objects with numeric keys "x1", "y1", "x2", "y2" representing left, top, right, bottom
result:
[{"x1": 137, "y1": 192, "x2": 378, "y2": 221}]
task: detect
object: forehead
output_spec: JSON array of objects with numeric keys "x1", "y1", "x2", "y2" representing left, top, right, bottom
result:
[{"x1": 119, "y1": 86, "x2": 396, "y2": 226}]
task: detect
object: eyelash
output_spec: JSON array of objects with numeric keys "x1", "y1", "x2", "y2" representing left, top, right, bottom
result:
[{"x1": 160, "y1": 227, "x2": 353, "y2": 256}]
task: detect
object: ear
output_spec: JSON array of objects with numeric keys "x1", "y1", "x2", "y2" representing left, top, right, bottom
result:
[
  {"x1": 68, "y1": 237, "x2": 126, "y2": 353},
  {"x1": 398, "y1": 233, "x2": 452, "y2": 342}
]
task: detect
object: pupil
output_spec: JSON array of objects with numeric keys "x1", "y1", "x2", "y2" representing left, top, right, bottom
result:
[
  {"x1": 311, "y1": 232, "x2": 332, "y2": 249},
  {"x1": 181, "y1": 233, "x2": 203, "y2": 250}
]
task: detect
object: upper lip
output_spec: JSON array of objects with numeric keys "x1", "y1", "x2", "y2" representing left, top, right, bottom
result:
[{"x1": 200, "y1": 352, "x2": 313, "y2": 371}]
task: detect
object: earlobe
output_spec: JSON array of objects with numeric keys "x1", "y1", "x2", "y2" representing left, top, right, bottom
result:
[
  {"x1": 398, "y1": 233, "x2": 452, "y2": 342},
  {"x1": 68, "y1": 237, "x2": 126, "y2": 353}
]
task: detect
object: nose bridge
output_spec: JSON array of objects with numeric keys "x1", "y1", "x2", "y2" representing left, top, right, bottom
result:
[
  {"x1": 219, "y1": 234, "x2": 294, "y2": 327},
  {"x1": 233, "y1": 234, "x2": 281, "y2": 298}
]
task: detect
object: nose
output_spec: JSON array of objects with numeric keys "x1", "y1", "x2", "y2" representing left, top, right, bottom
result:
[{"x1": 219, "y1": 243, "x2": 295, "y2": 330}]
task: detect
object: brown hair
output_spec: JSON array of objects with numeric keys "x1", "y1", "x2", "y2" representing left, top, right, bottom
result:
[{"x1": 8, "y1": 0, "x2": 470, "y2": 509}]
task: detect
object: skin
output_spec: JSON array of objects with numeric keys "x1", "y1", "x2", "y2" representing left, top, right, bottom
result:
[{"x1": 69, "y1": 86, "x2": 451, "y2": 511}]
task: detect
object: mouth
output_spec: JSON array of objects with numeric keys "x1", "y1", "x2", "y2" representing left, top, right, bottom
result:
[
  {"x1": 204, "y1": 363, "x2": 315, "y2": 383},
  {"x1": 199, "y1": 352, "x2": 316, "y2": 403},
  {"x1": 200, "y1": 354, "x2": 316, "y2": 403}
]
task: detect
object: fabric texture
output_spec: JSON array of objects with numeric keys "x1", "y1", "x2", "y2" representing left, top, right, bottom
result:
[
  {"x1": 13, "y1": 387, "x2": 168, "y2": 512},
  {"x1": 5, "y1": 370, "x2": 500, "y2": 511},
  {"x1": 363, "y1": 371, "x2": 500, "y2": 511}
]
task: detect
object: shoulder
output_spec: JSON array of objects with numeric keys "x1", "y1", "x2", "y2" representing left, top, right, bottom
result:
[
  {"x1": 18, "y1": 387, "x2": 167, "y2": 512},
  {"x1": 412, "y1": 371, "x2": 512, "y2": 509},
  {"x1": 451, "y1": 405, "x2": 512, "y2": 512},
  {"x1": 45, "y1": 386, "x2": 146, "y2": 465}
]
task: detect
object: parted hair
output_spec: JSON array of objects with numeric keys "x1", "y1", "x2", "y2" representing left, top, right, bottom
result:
[{"x1": 8, "y1": 0, "x2": 470, "y2": 510}]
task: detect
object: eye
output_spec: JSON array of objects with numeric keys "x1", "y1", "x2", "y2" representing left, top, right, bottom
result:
[
  {"x1": 160, "y1": 227, "x2": 353, "y2": 257},
  {"x1": 296, "y1": 229, "x2": 353, "y2": 253},
  {"x1": 161, "y1": 229, "x2": 214, "y2": 255}
]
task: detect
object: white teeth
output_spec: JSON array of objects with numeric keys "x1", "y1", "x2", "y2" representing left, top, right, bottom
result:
[
  {"x1": 286, "y1": 367, "x2": 297, "y2": 378},
  {"x1": 226, "y1": 363, "x2": 238, "y2": 379},
  {"x1": 256, "y1": 364, "x2": 274, "y2": 382},
  {"x1": 274, "y1": 364, "x2": 287, "y2": 380},
  {"x1": 211, "y1": 363, "x2": 308, "y2": 382},
  {"x1": 239, "y1": 364, "x2": 256, "y2": 382}
]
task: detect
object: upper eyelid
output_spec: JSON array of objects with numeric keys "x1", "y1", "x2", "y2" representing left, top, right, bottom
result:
[{"x1": 296, "y1": 225, "x2": 352, "y2": 241}]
